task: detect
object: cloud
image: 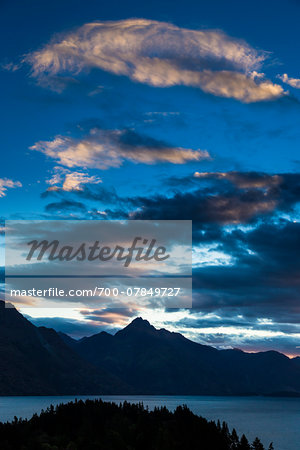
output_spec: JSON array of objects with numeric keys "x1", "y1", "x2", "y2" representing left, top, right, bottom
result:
[
  {"x1": 0, "y1": 178, "x2": 22, "y2": 197},
  {"x1": 194, "y1": 171, "x2": 282, "y2": 189},
  {"x1": 24, "y1": 19, "x2": 285, "y2": 102},
  {"x1": 1, "y1": 62, "x2": 20, "y2": 72},
  {"x1": 41, "y1": 181, "x2": 132, "y2": 217},
  {"x1": 42, "y1": 182, "x2": 125, "y2": 208},
  {"x1": 191, "y1": 220, "x2": 300, "y2": 328},
  {"x1": 42, "y1": 170, "x2": 300, "y2": 224},
  {"x1": 131, "y1": 171, "x2": 300, "y2": 224},
  {"x1": 46, "y1": 166, "x2": 102, "y2": 191},
  {"x1": 278, "y1": 73, "x2": 300, "y2": 89},
  {"x1": 132, "y1": 189, "x2": 277, "y2": 224},
  {"x1": 26, "y1": 315, "x2": 102, "y2": 339},
  {"x1": 31, "y1": 128, "x2": 210, "y2": 169},
  {"x1": 41, "y1": 170, "x2": 300, "y2": 226},
  {"x1": 79, "y1": 307, "x2": 137, "y2": 328},
  {"x1": 174, "y1": 313, "x2": 300, "y2": 356},
  {"x1": 45, "y1": 199, "x2": 87, "y2": 214}
]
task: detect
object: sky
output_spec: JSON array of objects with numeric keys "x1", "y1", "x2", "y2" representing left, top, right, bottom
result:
[{"x1": 1, "y1": 0, "x2": 300, "y2": 356}]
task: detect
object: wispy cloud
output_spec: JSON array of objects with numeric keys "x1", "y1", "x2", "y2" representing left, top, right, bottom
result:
[
  {"x1": 0, "y1": 178, "x2": 22, "y2": 197},
  {"x1": 31, "y1": 127, "x2": 210, "y2": 169},
  {"x1": 24, "y1": 19, "x2": 285, "y2": 102},
  {"x1": 1, "y1": 61, "x2": 20, "y2": 72},
  {"x1": 47, "y1": 166, "x2": 102, "y2": 191},
  {"x1": 278, "y1": 73, "x2": 300, "y2": 89}
]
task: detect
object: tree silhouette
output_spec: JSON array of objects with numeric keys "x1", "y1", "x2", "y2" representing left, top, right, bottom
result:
[
  {"x1": 0, "y1": 400, "x2": 272, "y2": 450},
  {"x1": 239, "y1": 434, "x2": 251, "y2": 450},
  {"x1": 252, "y1": 437, "x2": 265, "y2": 450}
]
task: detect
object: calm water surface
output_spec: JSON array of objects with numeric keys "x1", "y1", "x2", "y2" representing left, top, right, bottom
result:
[{"x1": 0, "y1": 395, "x2": 299, "y2": 450}]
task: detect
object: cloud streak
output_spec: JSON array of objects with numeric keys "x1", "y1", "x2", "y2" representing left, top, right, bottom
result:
[
  {"x1": 194, "y1": 171, "x2": 283, "y2": 189},
  {"x1": 31, "y1": 128, "x2": 210, "y2": 169},
  {"x1": 25, "y1": 19, "x2": 285, "y2": 102}
]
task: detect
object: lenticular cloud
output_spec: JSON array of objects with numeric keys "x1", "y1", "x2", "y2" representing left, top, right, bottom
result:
[{"x1": 25, "y1": 19, "x2": 285, "y2": 102}]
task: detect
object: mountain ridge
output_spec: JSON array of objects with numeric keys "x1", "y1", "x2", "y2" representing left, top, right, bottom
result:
[
  {"x1": 1, "y1": 302, "x2": 300, "y2": 396},
  {"x1": 64, "y1": 316, "x2": 300, "y2": 396},
  {"x1": 0, "y1": 301, "x2": 129, "y2": 395}
]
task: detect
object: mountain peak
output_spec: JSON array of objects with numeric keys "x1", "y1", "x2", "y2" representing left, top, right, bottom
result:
[
  {"x1": 116, "y1": 317, "x2": 156, "y2": 337},
  {"x1": 131, "y1": 317, "x2": 152, "y2": 327}
]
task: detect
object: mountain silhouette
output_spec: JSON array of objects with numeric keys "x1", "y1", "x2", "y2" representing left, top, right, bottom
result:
[
  {"x1": 0, "y1": 301, "x2": 127, "y2": 395},
  {"x1": 1, "y1": 303, "x2": 300, "y2": 396},
  {"x1": 63, "y1": 317, "x2": 300, "y2": 396}
]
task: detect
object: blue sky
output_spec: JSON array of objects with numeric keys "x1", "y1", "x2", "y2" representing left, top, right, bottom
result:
[{"x1": 1, "y1": 0, "x2": 300, "y2": 356}]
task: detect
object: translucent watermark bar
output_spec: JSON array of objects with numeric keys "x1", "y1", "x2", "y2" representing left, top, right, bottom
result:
[{"x1": 5, "y1": 220, "x2": 192, "y2": 308}]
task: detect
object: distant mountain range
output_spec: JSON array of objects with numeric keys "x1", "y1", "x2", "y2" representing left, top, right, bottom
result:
[{"x1": 1, "y1": 300, "x2": 300, "y2": 396}]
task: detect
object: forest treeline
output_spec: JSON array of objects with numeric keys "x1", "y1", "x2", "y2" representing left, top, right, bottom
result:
[{"x1": 0, "y1": 400, "x2": 274, "y2": 450}]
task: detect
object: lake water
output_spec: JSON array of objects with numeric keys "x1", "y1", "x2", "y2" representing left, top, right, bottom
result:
[{"x1": 0, "y1": 395, "x2": 299, "y2": 450}]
